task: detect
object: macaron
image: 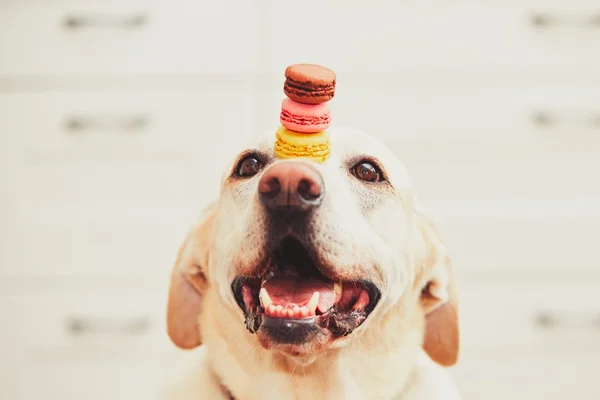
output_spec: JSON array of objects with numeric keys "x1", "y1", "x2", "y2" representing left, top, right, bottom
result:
[
  {"x1": 283, "y1": 64, "x2": 336, "y2": 105},
  {"x1": 274, "y1": 126, "x2": 331, "y2": 163},
  {"x1": 280, "y1": 98, "x2": 331, "y2": 133}
]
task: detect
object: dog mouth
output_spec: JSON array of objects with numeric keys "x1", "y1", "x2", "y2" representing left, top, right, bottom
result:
[{"x1": 231, "y1": 236, "x2": 381, "y2": 340}]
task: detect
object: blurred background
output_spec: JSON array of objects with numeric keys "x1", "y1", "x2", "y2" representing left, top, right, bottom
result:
[{"x1": 0, "y1": 0, "x2": 599, "y2": 399}]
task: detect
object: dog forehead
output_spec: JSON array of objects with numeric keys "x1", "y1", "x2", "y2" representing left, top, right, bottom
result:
[{"x1": 220, "y1": 127, "x2": 413, "y2": 190}]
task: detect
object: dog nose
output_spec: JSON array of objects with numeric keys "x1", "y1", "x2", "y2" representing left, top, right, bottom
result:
[{"x1": 258, "y1": 162, "x2": 324, "y2": 212}]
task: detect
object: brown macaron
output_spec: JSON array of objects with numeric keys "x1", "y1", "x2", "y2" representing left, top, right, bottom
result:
[{"x1": 283, "y1": 64, "x2": 336, "y2": 105}]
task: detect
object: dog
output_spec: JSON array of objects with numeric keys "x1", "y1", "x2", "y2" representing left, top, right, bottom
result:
[{"x1": 164, "y1": 127, "x2": 461, "y2": 400}]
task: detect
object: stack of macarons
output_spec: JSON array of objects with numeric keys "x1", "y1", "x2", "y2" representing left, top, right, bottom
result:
[{"x1": 274, "y1": 64, "x2": 336, "y2": 163}]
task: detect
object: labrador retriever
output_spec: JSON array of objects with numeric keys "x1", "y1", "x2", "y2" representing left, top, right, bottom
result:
[{"x1": 164, "y1": 127, "x2": 461, "y2": 400}]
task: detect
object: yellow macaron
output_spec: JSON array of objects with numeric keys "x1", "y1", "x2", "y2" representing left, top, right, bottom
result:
[{"x1": 274, "y1": 126, "x2": 331, "y2": 163}]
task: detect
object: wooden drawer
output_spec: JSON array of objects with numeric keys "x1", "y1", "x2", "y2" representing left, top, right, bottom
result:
[
  {"x1": 0, "y1": 283, "x2": 190, "y2": 400},
  {"x1": 258, "y1": 81, "x2": 600, "y2": 146},
  {"x1": 0, "y1": 1, "x2": 258, "y2": 77},
  {"x1": 262, "y1": 2, "x2": 600, "y2": 75}
]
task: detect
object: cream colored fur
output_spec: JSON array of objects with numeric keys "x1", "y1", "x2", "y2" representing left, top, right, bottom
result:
[{"x1": 164, "y1": 127, "x2": 461, "y2": 400}]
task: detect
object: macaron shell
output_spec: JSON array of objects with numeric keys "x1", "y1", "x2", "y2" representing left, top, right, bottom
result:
[
  {"x1": 284, "y1": 64, "x2": 336, "y2": 86},
  {"x1": 274, "y1": 126, "x2": 331, "y2": 163},
  {"x1": 283, "y1": 64, "x2": 336, "y2": 105},
  {"x1": 280, "y1": 98, "x2": 331, "y2": 133}
]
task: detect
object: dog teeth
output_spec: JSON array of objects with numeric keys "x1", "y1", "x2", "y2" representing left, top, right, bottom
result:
[
  {"x1": 264, "y1": 304, "x2": 313, "y2": 319},
  {"x1": 334, "y1": 282, "x2": 342, "y2": 295},
  {"x1": 259, "y1": 288, "x2": 273, "y2": 308},
  {"x1": 307, "y1": 292, "x2": 320, "y2": 316}
]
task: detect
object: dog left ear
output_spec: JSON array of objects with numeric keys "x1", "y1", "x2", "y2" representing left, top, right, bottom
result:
[
  {"x1": 413, "y1": 204, "x2": 459, "y2": 367},
  {"x1": 166, "y1": 202, "x2": 218, "y2": 350}
]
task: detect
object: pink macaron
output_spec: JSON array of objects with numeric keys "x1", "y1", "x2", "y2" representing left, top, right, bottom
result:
[{"x1": 280, "y1": 97, "x2": 331, "y2": 133}]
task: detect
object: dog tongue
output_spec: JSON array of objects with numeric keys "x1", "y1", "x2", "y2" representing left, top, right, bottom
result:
[{"x1": 262, "y1": 276, "x2": 335, "y2": 313}]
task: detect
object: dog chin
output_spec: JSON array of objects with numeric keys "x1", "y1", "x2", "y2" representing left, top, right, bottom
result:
[{"x1": 256, "y1": 319, "x2": 334, "y2": 356}]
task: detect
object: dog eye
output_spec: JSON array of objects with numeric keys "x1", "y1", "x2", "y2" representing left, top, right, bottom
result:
[
  {"x1": 352, "y1": 161, "x2": 383, "y2": 182},
  {"x1": 237, "y1": 156, "x2": 264, "y2": 177}
]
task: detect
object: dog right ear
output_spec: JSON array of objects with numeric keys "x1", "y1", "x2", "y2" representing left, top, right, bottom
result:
[
  {"x1": 166, "y1": 202, "x2": 218, "y2": 350},
  {"x1": 412, "y1": 200, "x2": 460, "y2": 367}
]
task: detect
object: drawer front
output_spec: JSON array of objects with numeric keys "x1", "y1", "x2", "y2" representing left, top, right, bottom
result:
[
  {"x1": 258, "y1": 81, "x2": 600, "y2": 145},
  {"x1": 438, "y1": 216, "x2": 600, "y2": 271},
  {"x1": 0, "y1": 88, "x2": 256, "y2": 223},
  {"x1": 0, "y1": 88, "x2": 258, "y2": 154},
  {"x1": 0, "y1": 287, "x2": 187, "y2": 400},
  {"x1": 1, "y1": 159, "x2": 203, "y2": 277},
  {"x1": 263, "y1": 2, "x2": 600, "y2": 75},
  {"x1": 454, "y1": 275, "x2": 600, "y2": 399},
  {"x1": 401, "y1": 145, "x2": 600, "y2": 272},
  {"x1": 13, "y1": 161, "x2": 192, "y2": 212},
  {"x1": 9, "y1": 358, "x2": 179, "y2": 400},
  {"x1": 452, "y1": 355, "x2": 600, "y2": 400},
  {"x1": 458, "y1": 280, "x2": 600, "y2": 353},
  {"x1": 0, "y1": 2, "x2": 258, "y2": 76},
  {"x1": 0, "y1": 288, "x2": 173, "y2": 355},
  {"x1": 400, "y1": 147, "x2": 600, "y2": 203},
  {"x1": 1, "y1": 220, "x2": 195, "y2": 276}
]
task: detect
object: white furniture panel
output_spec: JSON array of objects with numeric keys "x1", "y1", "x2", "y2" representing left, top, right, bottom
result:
[
  {"x1": 452, "y1": 354, "x2": 599, "y2": 400},
  {"x1": 453, "y1": 270, "x2": 600, "y2": 399},
  {"x1": 0, "y1": 285, "x2": 190, "y2": 400},
  {"x1": 438, "y1": 216, "x2": 600, "y2": 271},
  {"x1": 263, "y1": 2, "x2": 600, "y2": 75},
  {"x1": 0, "y1": 1, "x2": 258, "y2": 76},
  {"x1": 459, "y1": 282, "x2": 600, "y2": 352},
  {"x1": 1, "y1": 220, "x2": 192, "y2": 276},
  {"x1": 0, "y1": 88, "x2": 255, "y2": 277},
  {"x1": 0, "y1": 88, "x2": 256, "y2": 216},
  {"x1": 257, "y1": 81, "x2": 600, "y2": 145},
  {"x1": 0, "y1": 88, "x2": 258, "y2": 155},
  {"x1": 14, "y1": 161, "x2": 192, "y2": 212},
  {"x1": 0, "y1": 289, "x2": 172, "y2": 353},
  {"x1": 399, "y1": 146, "x2": 600, "y2": 204}
]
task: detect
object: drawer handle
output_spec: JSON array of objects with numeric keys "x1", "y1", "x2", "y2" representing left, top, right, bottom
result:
[
  {"x1": 534, "y1": 311, "x2": 559, "y2": 328},
  {"x1": 64, "y1": 115, "x2": 150, "y2": 134},
  {"x1": 530, "y1": 12, "x2": 600, "y2": 28},
  {"x1": 66, "y1": 316, "x2": 151, "y2": 336},
  {"x1": 531, "y1": 110, "x2": 600, "y2": 129},
  {"x1": 531, "y1": 111, "x2": 556, "y2": 127},
  {"x1": 62, "y1": 13, "x2": 148, "y2": 30},
  {"x1": 534, "y1": 311, "x2": 600, "y2": 330}
]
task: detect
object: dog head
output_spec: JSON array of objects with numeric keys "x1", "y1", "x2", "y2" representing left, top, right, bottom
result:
[{"x1": 166, "y1": 127, "x2": 459, "y2": 366}]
